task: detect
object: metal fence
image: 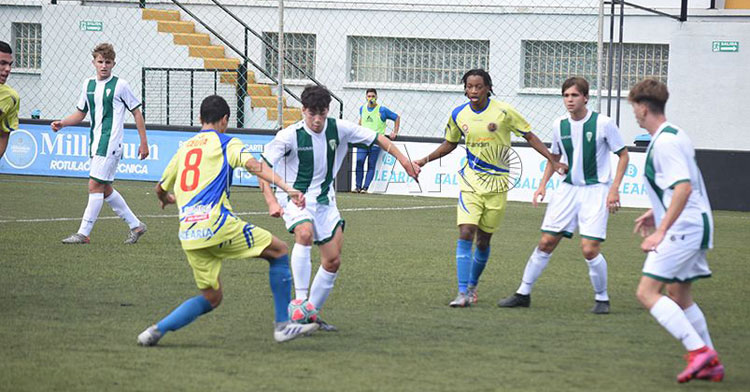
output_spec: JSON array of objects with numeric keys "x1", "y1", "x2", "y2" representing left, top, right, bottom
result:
[{"x1": 0, "y1": 0, "x2": 675, "y2": 140}]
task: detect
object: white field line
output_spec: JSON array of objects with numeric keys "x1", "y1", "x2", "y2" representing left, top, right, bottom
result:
[{"x1": 0, "y1": 205, "x2": 455, "y2": 224}]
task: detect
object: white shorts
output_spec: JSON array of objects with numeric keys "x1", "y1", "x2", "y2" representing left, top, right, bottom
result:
[
  {"x1": 279, "y1": 196, "x2": 344, "y2": 245},
  {"x1": 642, "y1": 237, "x2": 711, "y2": 283},
  {"x1": 89, "y1": 150, "x2": 121, "y2": 184},
  {"x1": 540, "y1": 182, "x2": 609, "y2": 241}
]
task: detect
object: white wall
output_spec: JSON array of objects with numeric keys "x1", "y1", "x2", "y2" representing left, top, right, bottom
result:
[{"x1": 2, "y1": 1, "x2": 748, "y2": 150}]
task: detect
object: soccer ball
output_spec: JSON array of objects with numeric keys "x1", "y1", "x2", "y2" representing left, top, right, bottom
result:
[{"x1": 288, "y1": 299, "x2": 318, "y2": 324}]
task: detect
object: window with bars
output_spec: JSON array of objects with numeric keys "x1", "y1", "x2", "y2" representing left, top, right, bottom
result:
[
  {"x1": 262, "y1": 32, "x2": 316, "y2": 80},
  {"x1": 522, "y1": 40, "x2": 669, "y2": 91},
  {"x1": 348, "y1": 36, "x2": 489, "y2": 85},
  {"x1": 12, "y1": 22, "x2": 42, "y2": 70}
]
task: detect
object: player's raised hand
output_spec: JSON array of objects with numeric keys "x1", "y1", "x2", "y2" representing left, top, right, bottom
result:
[
  {"x1": 288, "y1": 190, "x2": 306, "y2": 210},
  {"x1": 633, "y1": 209, "x2": 655, "y2": 237},
  {"x1": 50, "y1": 120, "x2": 63, "y2": 132},
  {"x1": 532, "y1": 187, "x2": 546, "y2": 207},
  {"x1": 138, "y1": 143, "x2": 150, "y2": 160}
]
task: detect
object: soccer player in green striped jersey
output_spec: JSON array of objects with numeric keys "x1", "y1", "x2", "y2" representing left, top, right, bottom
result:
[
  {"x1": 499, "y1": 77, "x2": 629, "y2": 314},
  {"x1": 0, "y1": 40, "x2": 19, "y2": 160},
  {"x1": 259, "y1": 85, "x2": 419, "y2": 330},
  {"x1": 51, "y1": 43, "x2": 149, "y2": 245},
  {"x1": 629, "y1": 79, "x2": 722, "y2": 383}
]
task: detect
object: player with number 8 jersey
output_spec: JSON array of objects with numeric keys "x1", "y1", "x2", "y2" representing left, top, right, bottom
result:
[{"x1": 160, "y1": 130, "x2": 248, "y2": 249}]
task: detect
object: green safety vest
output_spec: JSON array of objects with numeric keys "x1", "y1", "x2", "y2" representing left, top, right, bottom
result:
[{"x1": 361, "y1": 104, "x2": 387, "y2": 135}]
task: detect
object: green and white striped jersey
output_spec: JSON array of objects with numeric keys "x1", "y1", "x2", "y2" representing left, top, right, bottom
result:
[
  {"x1": 644, "y1": 122, "x2": 713, "y2": 249},
  {"x1": 551, "y1": 110, "x2": 625, "y2": 186},
  {"x1": 262, "y1": 118, "x2": 377, "y2": 205},
  {"x1": 76, "y1": 75, "x2": 141, "y2": 158}
]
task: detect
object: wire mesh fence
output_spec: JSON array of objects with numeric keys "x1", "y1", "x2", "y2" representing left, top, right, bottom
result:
[{"x1": 0, "y1": 0, "x2": 674, "y2": 141}]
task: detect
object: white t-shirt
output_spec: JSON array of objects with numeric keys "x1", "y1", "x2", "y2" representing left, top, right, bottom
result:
[
  {"x1": 262, "y1": 118, "x2": 377, "y2": 205},
  {"x1": 643, "y1": 122, "x2": 713, "y2": 249},
  {"x1": 551, "y1": 110, "x2": 625, "y2": 186}
]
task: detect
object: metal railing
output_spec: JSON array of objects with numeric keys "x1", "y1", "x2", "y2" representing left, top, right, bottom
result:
[{"x1": 207, "y1": 0, "x2": 344, "y2": 119}]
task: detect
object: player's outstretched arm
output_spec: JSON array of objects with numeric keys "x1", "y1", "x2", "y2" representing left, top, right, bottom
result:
[
  {"x1": 608, "y1": 148, "x2": 630, "y2": 213},
  {"x1": 245, "y1": 157, "x2": 305, "y2": 209},
  {"x1": 50, "y1": 110, "x2": 86, "y2": 132},
  {"x1": 413, "y1": 140, "x2": 458, "y2": 168},
  {"x1": 523, "y1": 132, "x2": 568, "y2": 175},
  {"x1": 131, "y1": 108, "x2": 149, "y2": 160},
  {"x1": 375, "y1": 134, "x2": 420, "y2": 180}
]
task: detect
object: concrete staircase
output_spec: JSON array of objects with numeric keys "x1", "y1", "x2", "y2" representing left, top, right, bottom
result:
[{"x1": 141, "y1": 8, "x2": 302, "y2": 129}]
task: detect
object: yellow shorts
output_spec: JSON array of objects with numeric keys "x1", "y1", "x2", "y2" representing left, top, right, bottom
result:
[
  {"x1": 457, "y1": 191, "x2": 508, "y2": 233},
  {"x1": 183, "y1": 223, "x2": 273, "y2": 290}
]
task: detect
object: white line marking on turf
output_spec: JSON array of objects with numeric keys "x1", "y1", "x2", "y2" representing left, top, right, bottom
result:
[{"x1": 0, "y1": 205, "x2": 455, "y2": 224}]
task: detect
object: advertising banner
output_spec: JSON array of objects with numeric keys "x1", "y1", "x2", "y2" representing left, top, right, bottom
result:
[
  {"x1": 355, "y1": 141, "x2": 650, "y2": 208},
  {"x1": 0, "y1": 124, "x2": 272, "y2": 187}
]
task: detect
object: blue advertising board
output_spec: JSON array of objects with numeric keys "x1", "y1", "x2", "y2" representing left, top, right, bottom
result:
[{"x1": 0, "y1": 123, "x2": 273, "y2": 187}]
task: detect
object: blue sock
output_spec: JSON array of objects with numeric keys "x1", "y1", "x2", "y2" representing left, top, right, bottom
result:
[
  {"x1": 469, "y1": 246, "x2": 490, "y2": 286},
  {"x1": 156, "y1": 295, "x2": 213, "y2": 334},
  {"x1": 456, "y1": 239, "x2": 473, "y2": 293},
  {"x1": 268, "y1": 255, "x2": 292, "y2": 323}
]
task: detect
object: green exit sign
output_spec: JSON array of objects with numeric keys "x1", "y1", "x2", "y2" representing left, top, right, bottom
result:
[
  {"x1": 712, "y1": 41, "x2": 739, "y2": 52},
  {"x1": 79, "y1": 20, "x2": 103, "y2": 32}
]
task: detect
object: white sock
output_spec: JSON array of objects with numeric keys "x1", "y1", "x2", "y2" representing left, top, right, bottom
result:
[
  {"x1": 291, "y1": 243, "x2": 312, "y2": 299},
  {"x1": 78, "y1": 193, "x2": 104, "y2": 236},
  {"x1": 517, "y1": 247, "x2": 551, "y2": 295},
  {"x1": 105, "y1": 189, "x2": 140, "y2": 229},
  {"x1": 586, "y1": 254, "x2": 609, "y2": 301},
  {"x1": 684, "y1": 303, "x2": 714, "y2": 349},
  {"x1": 308, "y1": 266, "x2": 338, "y2": 310},
  {"x1": 649, "y1": 296, "x2": 705, "y2": 351}
]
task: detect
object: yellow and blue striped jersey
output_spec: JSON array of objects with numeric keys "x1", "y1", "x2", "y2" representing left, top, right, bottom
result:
[
  {"x1": 0, "y1": 84, "x2": 19, "y2": 134},
  {"x1": 159, "y1": 130, "x2": 253, "y2": 250},
  {"x1": 445, "y1": 99, "x2": 531, "y2": 194}
]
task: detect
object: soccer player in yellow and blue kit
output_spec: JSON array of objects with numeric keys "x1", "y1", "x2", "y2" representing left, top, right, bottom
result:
[
  {"x1": 0, "y1": 41, "x2": 19, "y2": 160},
  {"x1": 413, "y1": 69, "x2": 567, "y2": 307},
  {"x1": 137, "y1": 95, "x2": 319, "y2": 346}
]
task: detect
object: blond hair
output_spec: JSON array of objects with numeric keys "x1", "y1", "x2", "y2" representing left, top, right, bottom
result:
[{"x1": 92, "y1": 43, "x2": 116, "y2": 61}]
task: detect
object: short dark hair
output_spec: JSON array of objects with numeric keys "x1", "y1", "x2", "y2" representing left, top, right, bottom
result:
[
  {"x1": 301, "y1": 84, "x2": 332, "y2": 113},
  {"x1": 461, "y1": 69, "x2": 494, "y2": 97},
  {"x1": 366, "y1": 88, "x2": 377, "y2": 95},
  {"x1": 628, "y1": 78, "x2": 669, "y2": 115},
  {"x1": 200, "y1": 95, "x2": 230, "y2": 124},
  {"x1": 0, "y1": 41, "x2": 11, "y2": 55},
  {"x1": 562, "y1": 77, "x2": 589, "y2": 97}
]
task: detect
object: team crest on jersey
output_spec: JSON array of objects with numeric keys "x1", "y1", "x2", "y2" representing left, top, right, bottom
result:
[
  {"x1": 461, "y1": 124, "x2": 469, "y2": 132},
  {"x1": 586, "y1": 131, "x2": 593, "y2": 142},
  {"x1": 329, "y1": 139, "x2": 337, "y2": 151},
  {"x1": 487, "y1": 122, "x2": 497, "y2": 132},
  {"x1": 106, "y1": 88, "x2": 112, "y2": 97}
]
